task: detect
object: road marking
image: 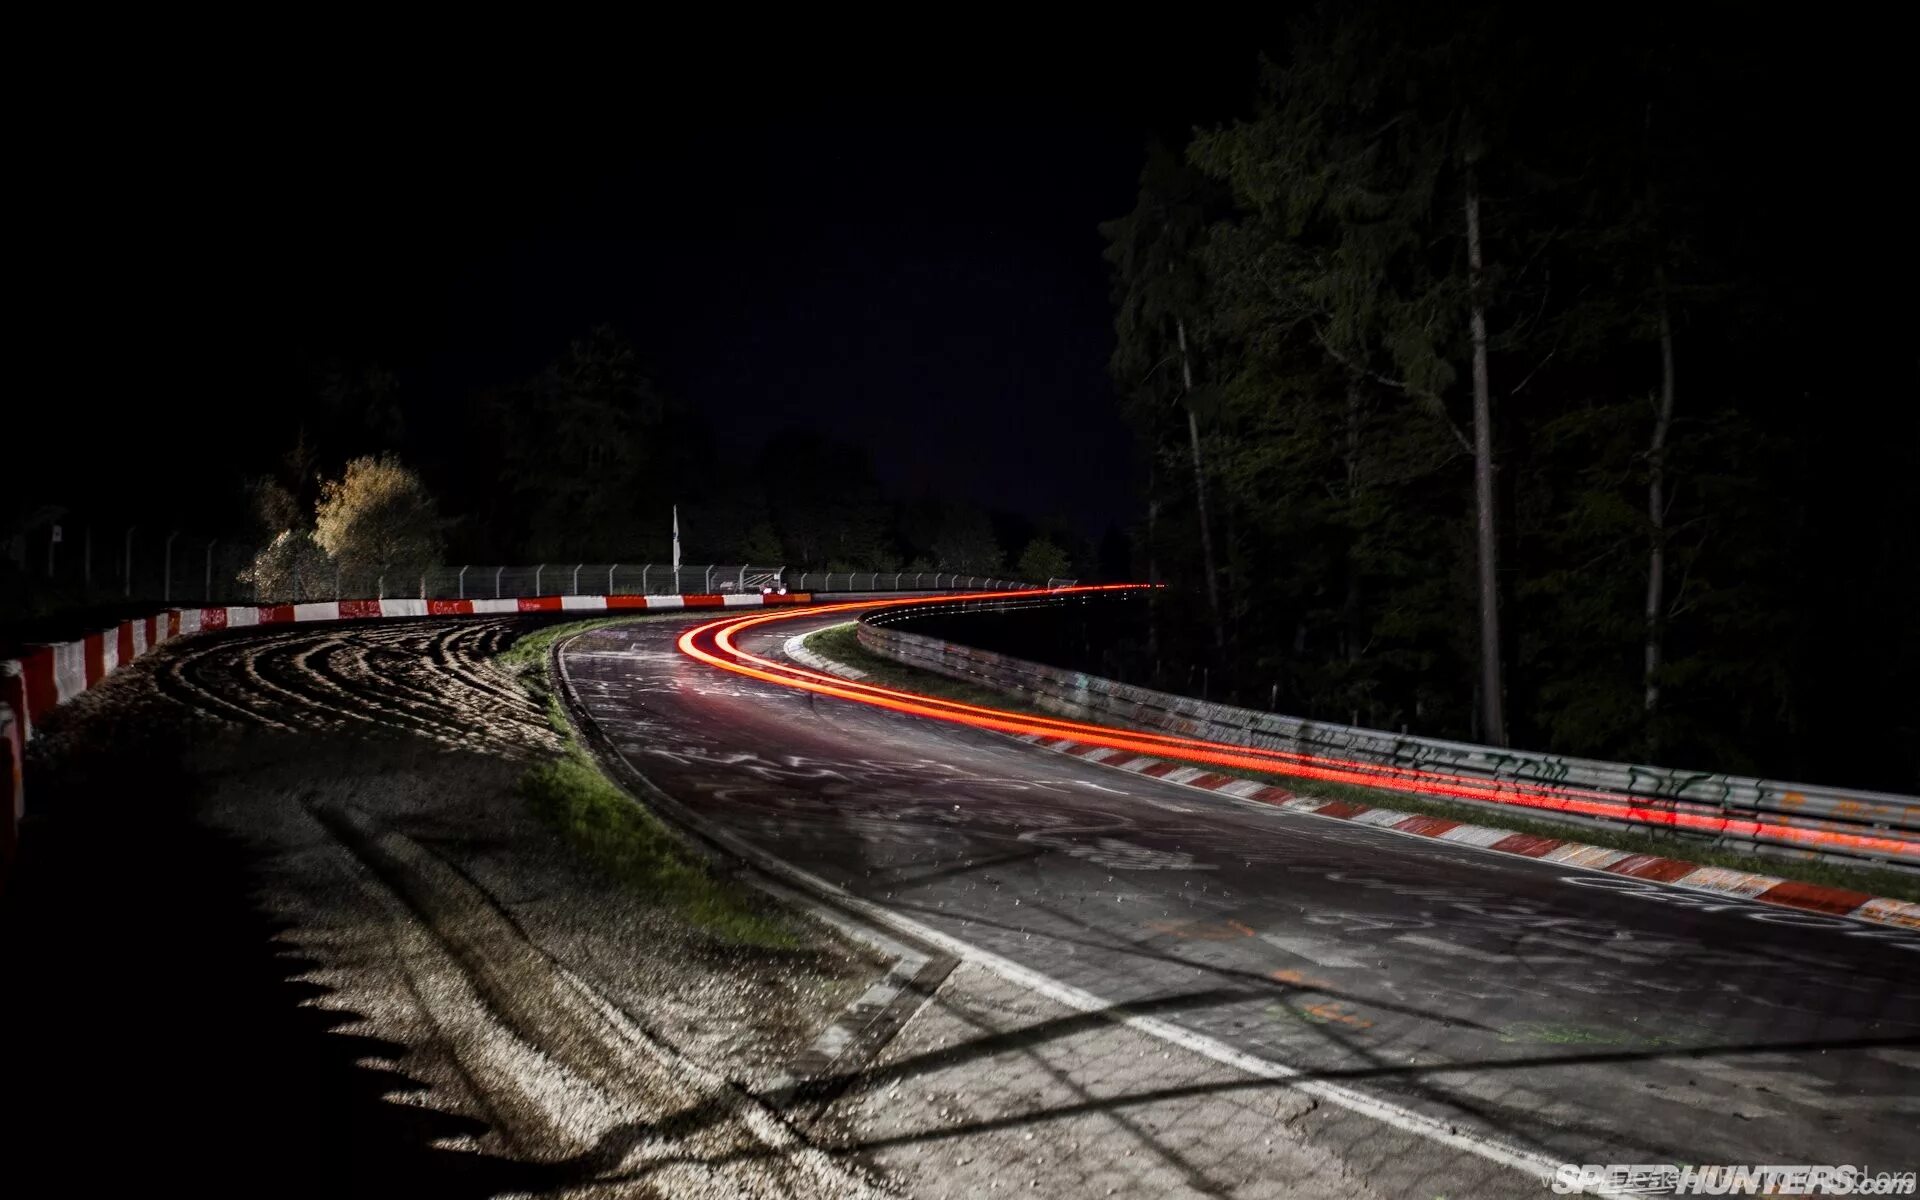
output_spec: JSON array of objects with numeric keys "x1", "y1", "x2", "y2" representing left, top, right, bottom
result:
[
  {"x1": 1260, "y1": 933, "x2": 1369, "y2": 968},
  {"x1": 563, "y1": 638, "x2": 1571, "y2": 1189},
  {"x1": 1394, "y1": 933, "x2": 1581, "y2": 965}
]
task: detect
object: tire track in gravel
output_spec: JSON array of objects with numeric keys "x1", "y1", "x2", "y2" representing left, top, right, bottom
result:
[
  {"x1": 285, "y1": 638, "x2": 483, "y2": 744},
  {"x1": 147, "y1": 619, "x2": 554, "y2": 755},
  {"x1": 19, "y1": 613, "x2": 894, "y2": 1200},
  {"x1": 156, "y1": 633, "x2": 315, "y2": 730},
  {"x1": 294, "y1": 637, "x2": 520, "y2": 748},
  {"x1": 426, "y1": 624, "x2": 540, "y2": 709}
]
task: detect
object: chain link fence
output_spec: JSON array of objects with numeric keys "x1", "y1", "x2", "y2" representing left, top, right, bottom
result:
[
  {"x1": 4, "y1": 518, "x2": 1052, "y2": 617},
  {"x1": 258, "y1": 564, "x2": 1043, "y2": 603},
  {"x1": 2, "y1": 528, "x2": 257, "y2": 615}
]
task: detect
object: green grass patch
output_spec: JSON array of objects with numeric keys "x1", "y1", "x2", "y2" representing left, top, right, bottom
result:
[
  {"x1": 502, "y1": 618, "x2": 800, "y2": 948},
  {"x1": 498, "y1": 616, "x2": 640, "y2": 671},
  {"x1": 804, "y1": 623, "x2": 1920, "y2": 904}
]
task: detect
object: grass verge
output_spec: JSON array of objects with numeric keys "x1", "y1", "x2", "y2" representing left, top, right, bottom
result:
[
  {"x1": 806, "y1": 624, "x2": 1920, "y2": 904},
  {"x1": 504, "y1": 618, "x2": 800, "y2": 948}
]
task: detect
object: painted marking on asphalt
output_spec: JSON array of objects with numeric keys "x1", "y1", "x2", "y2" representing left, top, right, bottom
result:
[
  {"x1": 1147, "y1": 918, "x2": 1257, "y2": 941},
  {"x1": 1394, "y1": 933, "x2": 1581, "y2": 965},
  {"x1": 1260, "y1": 933, "x2": 1369, "y2": 968},
  {"x1": 562, "y1": 638, "x2": 1570, "y2": 1186}
]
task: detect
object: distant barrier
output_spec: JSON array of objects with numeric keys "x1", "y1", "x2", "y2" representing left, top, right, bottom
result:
[
  {"x1": 859, "y1": 599, "x2": 1920, "y2": 872},
  {"x1": 237, "y1": 564, "x2": 1038, "y2": 604}
]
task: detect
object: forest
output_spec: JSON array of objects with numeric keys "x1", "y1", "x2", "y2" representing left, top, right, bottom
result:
[
  {"x1": 1101, "y1": 2, "x2": 1917, "y2": 789},
  {"x1": 3, "y1": 2, "x2": 1912, "y2": 791}
]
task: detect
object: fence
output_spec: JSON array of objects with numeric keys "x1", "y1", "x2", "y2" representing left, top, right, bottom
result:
[
  {"x1": 858, "y1": 595, "x2": 1920, "y2": 872},
  {"x1": 275, "y1": 566, "x2": 1039, "y2": 603},
  {"x1": 2, "y1": 528, "x2": 257, "y2": 613},
  {"x1": 3, "y1": 536, "x2": 1049, "y2": 613}
]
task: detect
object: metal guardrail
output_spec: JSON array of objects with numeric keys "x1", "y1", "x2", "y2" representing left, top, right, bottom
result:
[{"x1": 859, "y1": 597, "x2": 1920, "y2": 872}]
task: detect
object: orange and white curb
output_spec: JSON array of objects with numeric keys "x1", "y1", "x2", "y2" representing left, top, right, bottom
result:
[{"x1": 1010, "y1": 732, "x2": 1920, "y2": 933}]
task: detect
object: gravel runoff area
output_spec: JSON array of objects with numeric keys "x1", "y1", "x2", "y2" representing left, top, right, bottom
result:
[
  {"x1": 2, "y1": 615, "x2": 894, "y2": 1199},
  {"x1": 4, "y1": 611, "x2": 1475, "y2": 1199}
]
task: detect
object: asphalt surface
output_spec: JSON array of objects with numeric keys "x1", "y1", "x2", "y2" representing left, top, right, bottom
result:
[{"x1": 563, "y1": 610, "x2": 1920, "y2": 1184}]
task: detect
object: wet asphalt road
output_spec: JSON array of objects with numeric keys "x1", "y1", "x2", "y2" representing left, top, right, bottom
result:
[{"x1": 561, "y1": 612, "x2": 1920, "y2": 1176}]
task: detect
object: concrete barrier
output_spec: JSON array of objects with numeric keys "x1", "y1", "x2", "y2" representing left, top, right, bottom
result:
[
  {"x1": 0, "y1": 689, "x2": 19, "y2": 877},
  {"x1": 857, "y1": 608, "x2": 1920, "y2": 870}
]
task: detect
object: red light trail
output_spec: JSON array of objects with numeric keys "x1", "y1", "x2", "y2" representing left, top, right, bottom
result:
[{"x1": 674, "y1": 588, "x2": 1918, "y2": 862}]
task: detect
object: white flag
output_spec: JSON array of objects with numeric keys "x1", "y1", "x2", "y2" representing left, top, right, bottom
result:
[{"x1": 671, "y1": 505, "x2": 681, "y2": 573}]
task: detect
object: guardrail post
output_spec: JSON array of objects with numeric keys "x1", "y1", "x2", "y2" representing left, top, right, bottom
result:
[
  {"x1": 377, "y1": 573, "x2": 385, "y2": 599},
  {"x1": 458, "y1": 565, "x2": 469, "y2": 598},
  {"x1": 611, "y1": 564, "x2": 621, "y2": 594},
  {"x1": 534, "y1": 564, "x2": 544, "y2": 595},
  {"x1": 572, "y1": 563, "x2": 583, "y2": 594},
  {"x1": 494, "y1": 566, "x2": 503, "y2": 598},
  {"x1": 704, "y1": 565, "x2": 714, "y2": 593},
  {"x1": 738, "y1": 563, "x2": 748, "y2": 590},
  {"x1": 674, "y1": 565, "x2": 681, "y2": 594}
]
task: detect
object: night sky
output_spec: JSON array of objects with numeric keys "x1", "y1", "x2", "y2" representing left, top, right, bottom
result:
[{"x1": 18, "y1": 42, "x2": 1268, "y2": 535}]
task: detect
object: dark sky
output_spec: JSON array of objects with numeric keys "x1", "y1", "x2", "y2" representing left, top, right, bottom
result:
[{"x1": 20, "y1": 41, "x2": 1270, "y2": 536}]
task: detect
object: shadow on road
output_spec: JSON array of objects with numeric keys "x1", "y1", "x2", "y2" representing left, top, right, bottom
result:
[{"x1": 1, "y1": 691, "x2": 547, "y2": 1198}]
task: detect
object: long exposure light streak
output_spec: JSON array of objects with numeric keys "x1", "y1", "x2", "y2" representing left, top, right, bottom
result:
[{"x1": 674, "y1": 588, "x2": 1916, "y2": 861}]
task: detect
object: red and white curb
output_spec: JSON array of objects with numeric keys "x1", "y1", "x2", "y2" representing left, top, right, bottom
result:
[
  {"x1": 769, "y1": 629, "x2": 1920, "y2": 935},
  {"x1": 1010, "y1": 732, "x2": 1920, "y2": 933},
  {"x1": 0, "y1": 591, "x2": 815, "y2": 863}
]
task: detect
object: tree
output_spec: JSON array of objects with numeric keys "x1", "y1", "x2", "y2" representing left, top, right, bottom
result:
[
  {"x1": 489, "y1": 327, "x2": 679, "y2": 560},
  {"x1": 1190, "y1": 5, "x2": 1533, "y2": 743},
  {"x1": 755, "y1": 430, "x2": 895, "y2": 569},
  {"x1": 1017, "y1": 536, "x2": 1072, "y2": 584},
  {"x1": 313, "y1": 455, "x2": 444, "y2": 576},
  {"x1": 930, "y1": 505, "x2": 1004, "y2": 575},
  {"x1": 1102, "y1": 142, "x2": 1228, "y2": 650},
  {"x1": 241, "y1": 529, "x2": 333, "y2": 602}
]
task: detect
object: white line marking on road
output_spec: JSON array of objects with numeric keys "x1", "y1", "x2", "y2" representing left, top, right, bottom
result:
[{"x1": 558, "y1": 646, "x2": 1572, "y2": 1190}]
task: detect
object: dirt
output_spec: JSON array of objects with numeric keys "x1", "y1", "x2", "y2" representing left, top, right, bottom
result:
[{"x1": 2, "y1": 616, "x2": 888, "y2": 1198}]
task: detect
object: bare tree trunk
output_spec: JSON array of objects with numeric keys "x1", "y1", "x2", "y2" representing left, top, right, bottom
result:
[
  {"x1": 1464, "y1": 166, "x2": 1507, "y2": 746},
  {"x1": 1177, "y1": 316, "x2": 1225, "y2": 650},
  {"x1": 1343, "y1": 382, "x2": 1364, "y2": 667},
  {"x1": 1644, "y1": 291, "x2": 1676, "y2": 716},
  {"x1": 1146, "y1": 459, "x2": 1160, "y2": 663}
]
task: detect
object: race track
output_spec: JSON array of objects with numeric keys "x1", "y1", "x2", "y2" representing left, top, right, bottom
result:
[{"x1": 562, "y1": 609, "x2": 1920, "y2": 1189}]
